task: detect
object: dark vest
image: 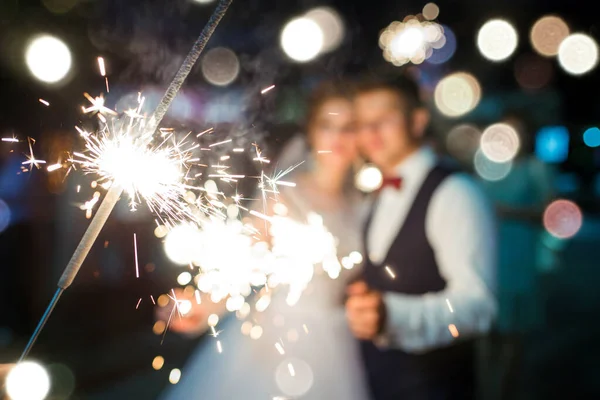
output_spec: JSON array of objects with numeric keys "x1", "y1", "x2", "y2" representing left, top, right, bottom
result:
[{"x1": 360, "y1": 164, "x2": 474, "y2": 400}]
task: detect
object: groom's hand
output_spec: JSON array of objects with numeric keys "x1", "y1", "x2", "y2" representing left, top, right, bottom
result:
[{"x1": 345, "y1": 281, "x2": 385, "y2": 341}]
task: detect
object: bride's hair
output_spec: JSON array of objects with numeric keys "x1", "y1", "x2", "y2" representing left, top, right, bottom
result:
[{"x1": 305, "y1": 80, "x2": 353, "y2": 143}]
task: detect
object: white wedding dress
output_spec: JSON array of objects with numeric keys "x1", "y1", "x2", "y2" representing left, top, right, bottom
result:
[{"x1": 161, "y1": 138, "x2": 370, "y2": 400}]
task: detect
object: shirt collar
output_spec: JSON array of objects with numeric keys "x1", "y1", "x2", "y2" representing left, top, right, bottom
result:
[{"x1": 393, "y1": 146, "x2": 437, "y2": 181}]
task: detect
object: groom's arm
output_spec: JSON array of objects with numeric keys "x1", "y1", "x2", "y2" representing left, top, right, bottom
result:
[{"x1": 380, "y1": 174, "x2": 497, "y2": 352}]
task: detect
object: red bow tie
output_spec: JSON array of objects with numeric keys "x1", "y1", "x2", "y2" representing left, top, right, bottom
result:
[{"x1": 379, "y1": 176, "x2": 403, "y2": 191}]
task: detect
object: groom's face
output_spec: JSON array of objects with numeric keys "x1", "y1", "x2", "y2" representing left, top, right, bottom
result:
[{"x1": 354, "y1": 89, "x2": 425, "y2": 173}]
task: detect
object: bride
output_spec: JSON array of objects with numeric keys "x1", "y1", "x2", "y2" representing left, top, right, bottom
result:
[{"x1": 159, "y1": 81, "x2": 370, "y2": 400}]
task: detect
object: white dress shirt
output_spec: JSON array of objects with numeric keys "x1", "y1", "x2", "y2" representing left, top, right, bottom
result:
[{"x1": 368, "y1": 147, "x2": 497, "y2": 353}]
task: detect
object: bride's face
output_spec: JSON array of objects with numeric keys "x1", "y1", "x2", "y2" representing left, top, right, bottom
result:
[{"x1": 309, "y1": 97, "x2": 358, "y2": 169}]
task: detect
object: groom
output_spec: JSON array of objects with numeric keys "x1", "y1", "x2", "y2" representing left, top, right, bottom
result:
[{"x1": 345, "y1": 75, "x2": 497, "y2": 399}]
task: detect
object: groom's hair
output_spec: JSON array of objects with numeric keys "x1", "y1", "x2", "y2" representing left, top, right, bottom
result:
[{"x1": 353, "y1": 74, "x2": 423, "y2": 114}]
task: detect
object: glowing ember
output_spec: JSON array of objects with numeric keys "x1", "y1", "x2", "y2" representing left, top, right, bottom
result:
[
  {"x1": 261, "y1": 84, "x2": 276, "y2": 94},
  {"x1": 384, "y1": 265, "x2": 396, "y2": 279},
  {"x1": 448, "y1": 324, "x2": 459, "y2": 338}
]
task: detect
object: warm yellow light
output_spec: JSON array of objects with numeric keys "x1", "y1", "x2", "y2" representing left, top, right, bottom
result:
[
  {"x1": 152, "y1": 356, "x2": 165, "y2": 370},
  {"x1": 530, "y1": 15, "x2": 569, "y2": 57}
]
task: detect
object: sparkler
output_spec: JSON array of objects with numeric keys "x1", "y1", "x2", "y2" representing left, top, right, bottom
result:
[{"x1": 19, "y1": 0, "x2": 234, "y2": 361}]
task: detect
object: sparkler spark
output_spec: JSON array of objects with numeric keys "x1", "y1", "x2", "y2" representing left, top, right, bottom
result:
[
  {"x1": 70, "y1": 105, "x2": 204, "y2": 224},
  {"x1": 446, "y1": 298, "x2": 454, "y2": 313},
  {"x1": 134, "y1": 233, "x2": 140, "y2": 278},
  {"x1": 39, "y1": 98, "x2": 50, "y2": 106},
  {"x1": 261, "y1": 84, "x2": 275, "y2": 94},
  {"x1": 384, "y1": 265, "x2": 396, "y2": 279},
  {"x1": 82, "y1": 93, "x2": 117, "y2": 116},
  {"x1": 209, "y1": 139, "x2": 232, "y2": 147},
  {"x1": 2, "y1": 137, "x2": 18, "y2": 143},
  {"x1": 197, "y1": 127, "x2": 214, "y2": 137},
  {"x1": 22, "y1": 137, "x2": 46, "y2": 170},
  {"x1": 47, "y1": 163, "x2": 62, "y2": 172},
  {"x1": 97, "y1": 57, "x2": 106, "y2": 77},
  {"x1": 275, "y1": 342, "x2": 285, "y2": 355}
]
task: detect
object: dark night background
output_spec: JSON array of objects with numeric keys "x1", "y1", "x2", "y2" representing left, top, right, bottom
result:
[{"x1": 1, "y1": 0, "x2": 599, "y2": 398}]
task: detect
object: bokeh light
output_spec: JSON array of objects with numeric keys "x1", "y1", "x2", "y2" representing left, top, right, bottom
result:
[
  {"x1": 422, "y1": 3, "x2": 440, "y2": 21},
  {"x1": 474, "y1": 149, "x2": 513, "y2": 181},
  {"x1": 42, "y1": 0, "x2": 79, "y2": 14},
  {"x1": 163, "y1": 224, "x2": 202, "y2": 265},
  {"x1": 6, "y1": 361, "x2": 51, "y2": 400},
  {"x1": 380, "y1": 18, "x2": 445, "y2": 66},
  {"x1": 535, "y1": 126, "x2": 570, "y2": 163},
  {"x1": 0, "y1": 199, "x2": 11, "y2": 233},
  {"x1": 192, "y1": 0, "x2": 215, "y2": 3},
  {"x1": 169, "y1": 368, "x2": 181, "y2": 384},
  {"x1": 305, "y1": 7, "x2": 344, "y2": 54},
  {"x1": 543, "y1": 199, "x2": 583, "y2": 239},
  {"x1": 249, "y1": 325, "x2": 263, "y2": 339},
  {"x1": 177, "y1": 271, "x2": 192, "y2": 285},
  {"x1": 349, "y1": 251, "x2": 363, "y2": 264},
  {"x1": 477, "y1": 19, "x2": 518, "y2": 61},
  {"x1": 275, "y1": 358, "x2": 314, "y2": 397},
  {"x1": 179, "y1": 300, "x2": 193, "y2": 316},
  {"x1": 280, "y1": 17, "x2": 324, "y2": 62},
  {"x1": 558, "y1": 33, "x2": 599, "y2": 75},
  {"x1": 583, "y1": 127, "x2": 600, "y2": 147},
  {"x1": 390, "y1": 24, "x2": 426, "y2": 60},
  {"x1": 434, "y1": 72, "x2": 482, "y2": 117},
  {"x1": 153, "y1": 320, "x2": 166, "y2": 335},
  {"x1": 46, "y1": 363, "x2": 75, "y2": 399},
  {"x1": 152, "y1": 356, "x2": 165, "y2": 371},
  {"x1": 154, "y1": 224, "x2": 168, "y2": 238},
  {"x1": 514, "y1": 53, "x2": 554, "y2": 90},
  {"x1": 201, "y1": 47, "x2": 240, "y2": 86},
  {"x1": 446, "y1": 124, "x2": 482, "y2": 164},
  {"x1": 287, "y1": 329, "x2": 299, "y2": 342},
  {"x1": 157, "y1": 294, "x2": 170, "y2": 308},
  {"x1": 530, "y1": 15, "x2": 570, "y2": 57},
  {"x1": 427, "y1": 25, "x2": 456, "y2": 65},
  {"x1": 480, "y1": 123, "x2": 520, "y2": 162},
  {"x1": 207, "y1": 313, "x2": 219, "y2": 327},
  {"x1": 354, "y1": 164, "x2": 383, "y2": 192},
  {"x1": 25, "y1": 35, "x2": 72, "y2": 83},
  {"x1": 240, "y1": 321, "x2": 252, "y2": 335}
]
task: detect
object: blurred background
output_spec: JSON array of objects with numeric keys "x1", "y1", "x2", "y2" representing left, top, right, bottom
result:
[{"x1": 1, "y1": 0, "x2": 599, "y2": 398}]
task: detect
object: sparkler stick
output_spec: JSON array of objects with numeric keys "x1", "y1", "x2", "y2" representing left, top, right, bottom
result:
[{"x1": 19, "y1": 0, "x2": 234, "y2": 361}]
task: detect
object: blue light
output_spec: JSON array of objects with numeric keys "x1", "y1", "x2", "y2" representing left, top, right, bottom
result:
[
  {"x1": 0, "y1": 198, "x2": 10, "y2": 233},
  {"x1": 583, "y1": 127, "x2": 600, "y2": 147},
  {"x1": 535, "y1": 126, "x2": 569, "y2": 163},
  {"x1": 426, "y1": 25, "x2": 457, "y2": 65}
]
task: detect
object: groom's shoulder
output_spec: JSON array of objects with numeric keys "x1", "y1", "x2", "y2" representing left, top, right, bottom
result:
[{"x1": 431, "y1": 159, "x2": 492, "y2": 209}]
